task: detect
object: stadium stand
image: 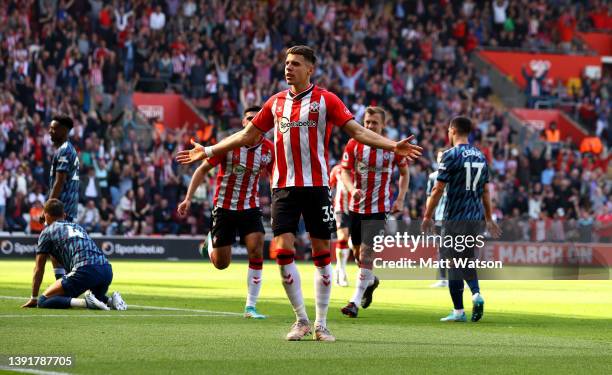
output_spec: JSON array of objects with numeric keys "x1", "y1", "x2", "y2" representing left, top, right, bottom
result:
[{"x1": 0, "y1": 0, "x2": 609, "y2": 242}]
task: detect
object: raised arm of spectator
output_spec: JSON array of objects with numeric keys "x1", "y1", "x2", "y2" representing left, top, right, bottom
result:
[{"x1": 335, "y1": 65, "x2": 348, "y2": 81}]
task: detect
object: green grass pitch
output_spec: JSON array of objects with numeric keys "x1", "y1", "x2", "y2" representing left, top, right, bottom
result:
[{"x1": 0, "y1": 259, "x2": 610, "y2": 374}]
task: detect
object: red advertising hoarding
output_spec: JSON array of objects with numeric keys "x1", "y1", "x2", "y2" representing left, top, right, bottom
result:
[
  {"x1": 133, "y1": 93, "x2": 210, "y2": 131},
  {"x1": 577, "y1": 32, "x2": 612, "y2": 56},
  {"x1": 479, "y1": 51, "x2": 602, "y2": 87},
  {"x1": 511, "y1": 108, "x2": 587, "y2": 144}
]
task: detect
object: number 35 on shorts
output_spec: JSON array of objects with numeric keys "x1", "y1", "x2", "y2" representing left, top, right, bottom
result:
[{"x1": 321, "y1": 205, "x2": 334, "y2": 223}]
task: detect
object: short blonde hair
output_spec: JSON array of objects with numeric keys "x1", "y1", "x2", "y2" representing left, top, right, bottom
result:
[{"x1": 364, "y1": 106, "x2": 386, "y2": 124}]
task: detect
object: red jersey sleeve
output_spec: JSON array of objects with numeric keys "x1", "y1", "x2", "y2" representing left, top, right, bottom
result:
[
  {"x1": 341, "y1": 140, "x2": 356, "y2": 170},
  {"x1": 251, "y1": 96, "x2": 275, "y2": 133},
  {"x1": 394, "y1": 153, "x2": 408, "y2": 168},
  {"x1": 208, "y1": 153, "x2": 224, "y2": 167},
  {"x1": 324, "y1": 91, "x2": 354, "y2": 127}
]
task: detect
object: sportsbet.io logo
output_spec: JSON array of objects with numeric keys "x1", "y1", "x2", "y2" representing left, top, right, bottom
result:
[
  {"x1": 1, "y1": 240, "x2": 13, "y2": 255},
  {"x1": 277, "y1": 116, "x2": 317, "y2": 133},
  {"x1": 101, "y1": 241, "x2": 114, "y2": 256}
]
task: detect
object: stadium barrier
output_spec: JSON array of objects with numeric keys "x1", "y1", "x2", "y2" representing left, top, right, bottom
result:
[{"x1": 0, "y1": 234, "x2": 257, "y2": 260}]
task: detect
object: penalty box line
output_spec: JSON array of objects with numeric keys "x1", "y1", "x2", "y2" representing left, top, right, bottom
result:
[{"x1": 0, "y1": 295, "x2": 242, "y2": 317}]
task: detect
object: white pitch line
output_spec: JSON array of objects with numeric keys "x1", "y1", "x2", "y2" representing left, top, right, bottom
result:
[
  {"x1": 0, "y1": 314, "x2": 228, "y2": 318},
  {"x1": 0, "y1": 365, "x2": 73, "y2": 375},
  {"x1": 129, "y1": 304, "x2": 242, "y2": 316},
  {"x1": 0, "y1": 296, "x2": 242, "y2": 317}
]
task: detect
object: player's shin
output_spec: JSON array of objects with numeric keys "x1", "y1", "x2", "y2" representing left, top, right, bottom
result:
[
  {"x1": 276, "y1": 249, "x2": 308, "y2": 322},
  {"x1": 246, "y1": 258, "x2": 263, "y2": 308},
  {"x1": 335, "y1": 240, "x2": 349, "y2": 271},
  {"x1": 313, "y1": 250, "x2": 332, "y2": 327},
  {"x1": 350, "y1": 262, "x2": 373, "y2": 305},
  {"x1": 37, "y1": 295, "x2": 72, "y2": 309}
]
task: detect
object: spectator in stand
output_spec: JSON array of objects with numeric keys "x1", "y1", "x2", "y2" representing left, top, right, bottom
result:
[
  {"x1": 29, "y1": 200, "x2": 45, "y2": 234},
  {"x1": 133, "y1": 186, "x2": 151, "y2": 235},
  {"x1": 153, "y1": 198, "x2": 176, "y2": 234},
  {"x1": 6, "y1": 192, "x2": 28, "y2": 232},
  {"x1": 0, "y1": 0, "x2": 607, "y2": 239},
  {"x1": 522, "y1": 63, "x2": 548, "y2": 108},
  {"x1": 98, "y1": 197, "x2": 116, "y2": 235},
  {"x1": 0, "y1": 171, "x2": 12, "y2": 231},
  {"x1": 150, "y1": 5, "x2": 166, "y2": 33},
  {"x1": 78, "y1": 199, "x2": 102, "y2": 234}
]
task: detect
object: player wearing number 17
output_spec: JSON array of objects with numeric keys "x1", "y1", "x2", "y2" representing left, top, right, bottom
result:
[
  {"x1": 422, "y1": 116, "x2": 501, "y2": 323},
  {"x1": 176, "y1": 45, "x2": 423, "y2": 341}
]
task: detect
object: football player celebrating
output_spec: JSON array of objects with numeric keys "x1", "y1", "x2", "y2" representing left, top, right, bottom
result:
[
  {"x1": 176, "y1": 46, "x2": 422, "y2": 341},
  {"x1": 339, "y1": 107, "x2": 410, "y2": 318},
  {"x1": 177, "y1": 106, "x2": 273, "y2": 319},
  {"x1": 329, "y1": 164, "x2": 351, "y2": 287}
]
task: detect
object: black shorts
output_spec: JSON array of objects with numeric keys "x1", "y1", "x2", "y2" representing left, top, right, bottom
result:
[
  {"x1": 271, "y1": 187, "x2": 335, "y2": 239},
  {"x1": 349, "y1": 212, "x2": 387, "y2": 247},
  {"x1": 335, "y1": 212, "x2": 351, "y2": 230},
  {"x1": 211, "y1": 207, "x2": 265, "y2": 247}
]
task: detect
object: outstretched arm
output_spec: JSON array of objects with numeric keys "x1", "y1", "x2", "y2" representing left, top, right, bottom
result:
[
  {"x1": 175, "y1": 124, "x2": 263, "y2": 164},
  {"x1": 177, "y1": 160, "x2": 214, "y2": 217},
  {"x1": 342, "y1": 119, "x2": 422, "y2": 160}
]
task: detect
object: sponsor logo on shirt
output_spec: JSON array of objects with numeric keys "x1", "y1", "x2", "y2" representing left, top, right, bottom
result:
[{"x1": 277, "y1": 116, "x2": 317, "y2": 133}]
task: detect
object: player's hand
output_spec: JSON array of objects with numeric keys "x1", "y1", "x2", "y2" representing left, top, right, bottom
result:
[
  {"x1": 175, "y1": 139, "x2": 206, "y2": 165},
  {"x1": 394, "y1": 135, "x2": 423, "y2": 161},
  {"x1": 351, "y1": 188, "x2": 363, "y2": 203},
  {"x1": 21, "y1": 298, "x2": 38, "y2": 308},
  {"x1": 421, "y1": 218, "x2": 435, "y2": 234},
  {"x1": 391, "y1": 199, "x2": 404, "y2": 214},
  {"x1": 177, "y1": 199, "x2": 191, "y2": 217},
  {"x1": 486, "y1": 220, "x2": 502, "y2": 239}
]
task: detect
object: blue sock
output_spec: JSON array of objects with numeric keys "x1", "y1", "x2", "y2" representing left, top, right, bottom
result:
[
  {"x1": 37, "y1": 295, "x2": 72, "y2": 309},
  {"x1": 448, "y1": 279, "x2": 464, "y2": 310},
  {"x1": 466, "y1": 278, "x2": 480, "y2": 295}
]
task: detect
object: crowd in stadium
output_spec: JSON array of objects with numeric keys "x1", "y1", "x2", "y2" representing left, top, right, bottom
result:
[{"x1": 0, "y1": 0, "x2": 610, "y2": 241}]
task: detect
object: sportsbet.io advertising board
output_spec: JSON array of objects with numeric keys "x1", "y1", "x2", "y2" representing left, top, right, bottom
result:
[{"x1": 0, "y1": 235, "x2": 250, "y2": 260}]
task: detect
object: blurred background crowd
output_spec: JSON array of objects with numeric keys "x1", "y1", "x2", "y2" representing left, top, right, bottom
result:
[{"x1": 0, "y1": 0, "x2": 610, "y2": 242}]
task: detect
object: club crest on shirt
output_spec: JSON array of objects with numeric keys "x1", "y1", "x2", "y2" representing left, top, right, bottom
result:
[
  {"x1": 309, "y1": 102, "x2": 319, "y2": 113},
  {"x1": 383, "y1": 151, "x2": 392, "y2": 161},
  {"x1": 261, "y1": 153, "x2": 272, "y2": 164}
]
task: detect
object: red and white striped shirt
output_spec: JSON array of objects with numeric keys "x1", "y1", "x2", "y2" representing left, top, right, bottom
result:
[
  {"x1": 330, "y1": 164, "x2": 349, "y2": 214},
  {"x1": 251, "y1": 84, "x2": 354, "y2": 188},
  {"x1": 342, "y1": 139, "x2": 407, "y2": 214},
  {"x1": 209, "y1": 138, "x2": 274, "y2": 210}
]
